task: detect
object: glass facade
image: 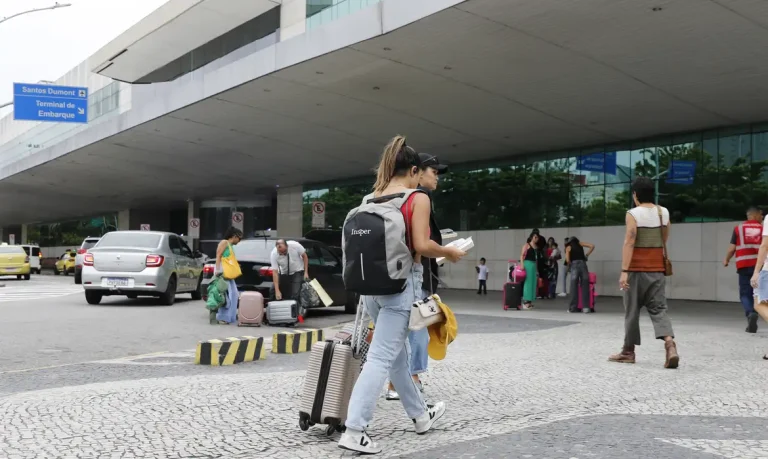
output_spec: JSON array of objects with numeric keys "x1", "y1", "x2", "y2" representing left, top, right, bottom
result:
[
  {"x1": 302, "y1": 123, "x2": 768, "y2": 234},
  {"x1": 27, "y1": 214, "x2": 118, "y2": 247},
  {"x1": 306, "y1": 0, "x2": 382, "y2": 29}
]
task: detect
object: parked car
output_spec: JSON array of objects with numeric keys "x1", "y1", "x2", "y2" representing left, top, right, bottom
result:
[
  {"x1": 74, "y1": 236, "x2": 101, "y2": 284},
  {"x1": 53, "y1": 251, "x2": 76, "y2": 275},
  {"x1": 81, "y1": 231, "x2": 204, "y2": 306},
  {"x1": 302, "y1": 229, "x2": 342, "y2": 258},
  {"x1": 0, "y1": 244, "x2": 31, "y2": 280},
  {"x1": 200, "y1": 237, "x2": 357, "y2": 313},
  {"x1": 20, "y1": 244, "x2": 42, "y2": 274}
]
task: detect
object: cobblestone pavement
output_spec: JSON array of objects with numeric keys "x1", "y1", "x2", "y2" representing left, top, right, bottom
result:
[{"x1": 2, "y1": 293, "x2": 768, "y2": 458}]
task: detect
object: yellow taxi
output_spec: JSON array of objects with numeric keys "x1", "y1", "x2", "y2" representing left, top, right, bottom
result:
[
  {"x1": 0, "y1": 244, "x2": 31, "y2": 280},
  {"x1": 54, "y1": 250, "x2": 77, "y2": 276}
]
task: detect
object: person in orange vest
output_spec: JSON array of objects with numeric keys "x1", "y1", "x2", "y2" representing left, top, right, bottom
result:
[{"x1": 723, "y1": 206, "x2": 764, "y2": 333}]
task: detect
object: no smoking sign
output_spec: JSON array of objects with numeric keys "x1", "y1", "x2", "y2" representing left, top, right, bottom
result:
[
  {"x1": 188, "y1": 218, "x2": 200, "y2": 238},
  {"x1": 231, "y1": 212, "x2": 244, "y2": 231}
]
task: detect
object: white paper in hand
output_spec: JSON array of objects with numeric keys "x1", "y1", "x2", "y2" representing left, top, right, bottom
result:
[{"x1": 436, "y1": 236, "x2": 474, "y2": 265}]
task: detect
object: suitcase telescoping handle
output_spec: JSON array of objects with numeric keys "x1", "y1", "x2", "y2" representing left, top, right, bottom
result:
[
  {"x1": 367, "y1": 193, "x2": 406, "y2": 204},
  {"x1": 350, "y1": 296, "x2": 368, "y2": 358}
]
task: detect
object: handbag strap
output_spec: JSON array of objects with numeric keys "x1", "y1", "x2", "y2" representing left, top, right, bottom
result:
[{"x1": 656, "y1": 206, "x2": 669, "y2": 263}]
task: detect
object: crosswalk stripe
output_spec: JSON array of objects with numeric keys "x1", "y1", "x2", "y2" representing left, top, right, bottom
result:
[{"x1": 0, "y1": 283, "x2": 82, "y2": 302}]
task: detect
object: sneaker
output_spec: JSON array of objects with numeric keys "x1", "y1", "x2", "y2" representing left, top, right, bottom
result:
[
  {"x1": 338, "y1": 429, "x2": 382, "y2": 455},
  {"x1": 747, "y1": 312, "x2": 759, "y2": 333},
  {"x1": 385, "y1": 389, "x2": 400, "y2": 401},
  {"x1": 413, "y1": 402, "x2": 446, "y2": 434},
  {"x1": 415, "y1": 380, "x2": 424, "y2": 392},
  {"x1": 558, "y1": 292, "x2": 567, "y2": 297}
]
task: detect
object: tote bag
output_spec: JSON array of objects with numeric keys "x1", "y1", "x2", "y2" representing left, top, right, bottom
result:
[{"x1": 222, "y1": 243, "x2": 242, "y2": 280}]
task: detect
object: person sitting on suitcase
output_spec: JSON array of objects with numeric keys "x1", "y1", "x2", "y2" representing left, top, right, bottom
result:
[{"x1": 270, "y1": 239, "x2": 309, "y2": 302}]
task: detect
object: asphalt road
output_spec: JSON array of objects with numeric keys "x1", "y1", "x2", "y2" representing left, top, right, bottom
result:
[{"x1": 0, "y1": 274, "x2": 356, "y2": 373}]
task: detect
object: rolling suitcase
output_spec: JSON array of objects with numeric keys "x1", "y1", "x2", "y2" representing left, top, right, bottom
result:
[
  {"x1": 577, "y1": 272, "x2": 597, "y2": 311},
  {"x1": 503, "y1": 260, "x2": 523, "y2": 311},
  {"x1": 238, "y1": 291, "x2": 264, "y2": 327},
  {"x1": 267, "y1": 299, "x2": 299, "y2": 326},
  {"x1": 299, "y1": 300, "x2": 366, "y2": 436}
]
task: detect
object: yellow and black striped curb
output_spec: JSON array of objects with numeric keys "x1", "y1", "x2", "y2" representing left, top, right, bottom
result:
[
  {"x1": 195, "y1": 336, "x2": 266, "y2": 366},
  {"x1": 272, "y1": 329, "x2": 324, "y2": 354}
]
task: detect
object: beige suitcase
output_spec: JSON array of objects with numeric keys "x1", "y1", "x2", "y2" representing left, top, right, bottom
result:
[{"x1": 298, "y1": 299, "x2": 365, "y2": 436}]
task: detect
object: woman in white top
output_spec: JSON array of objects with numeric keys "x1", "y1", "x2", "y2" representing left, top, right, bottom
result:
[{"x1": 749, "y1": 222, "x2": 768, "y2": 360}]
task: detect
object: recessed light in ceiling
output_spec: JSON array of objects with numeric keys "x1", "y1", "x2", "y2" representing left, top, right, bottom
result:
[{"x1": 652, "y1": 6, "x2": 663, "y2": 11}]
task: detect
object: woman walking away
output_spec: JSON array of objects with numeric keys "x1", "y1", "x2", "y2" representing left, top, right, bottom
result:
[
  {"x1": 520, "y1": 233, "x2": 540, "y2": 309},
  {"x1": 339, "y1": 135, "x2": 466, "y2": 455},
  {"x1": 750, "y1": 218, "x2": 768, "y2": 360},
  {"x1": 547, "y1": 239, "x2": 561, "y2": 298},
  {"x1": 215, "y1": 227, "x2": 243, "y2": 324},
  {"x1": 566, "y1": 236, "x2": 595, "y2": 313}
]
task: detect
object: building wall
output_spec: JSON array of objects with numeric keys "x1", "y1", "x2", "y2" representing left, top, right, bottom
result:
[{"x1": 439, "y1": 222, "x2": 741, "y2": 302}]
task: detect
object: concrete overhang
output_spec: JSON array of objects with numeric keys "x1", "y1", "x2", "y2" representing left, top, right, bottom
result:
[
  {"x1": 4, "y1": 0, "x2": 768, "y2": 224},
  {"x1": 89, "y1": 0, "x2": 281, "y2": 83}
]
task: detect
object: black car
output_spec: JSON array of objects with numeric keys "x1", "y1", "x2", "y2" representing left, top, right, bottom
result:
[
  {"x1": 200, "y1": 237, "x2": 357, "y2": 313},
  {"x1": 303, "y1": 229, "x2": 342, "y2": 258}
]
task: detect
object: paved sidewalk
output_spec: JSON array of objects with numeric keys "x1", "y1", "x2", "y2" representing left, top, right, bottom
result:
[{"x1": 2, "y1": 293, "x2": 768, "y2": 458}]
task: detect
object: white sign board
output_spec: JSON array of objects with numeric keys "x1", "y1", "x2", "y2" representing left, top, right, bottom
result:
[
  {"x1": 188, "y1": 218, "x2": 200, "y2": 239},
  {"x1": 8, "y1": 234, "x2": 15, "y2": 245},
  {"x1": 311, "y1": 201, "x2": 326, "y2": 229},
  {"x1": 140, "y1": 224, "x2": 150, "y2": 231},
  {"x1": 231, "y1": 212, "x2": 244, "y2": 231}
]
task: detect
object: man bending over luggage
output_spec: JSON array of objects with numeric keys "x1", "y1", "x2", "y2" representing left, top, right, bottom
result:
[{"x1": 271, "y1": 239, "x2": 309, "y2": 301}]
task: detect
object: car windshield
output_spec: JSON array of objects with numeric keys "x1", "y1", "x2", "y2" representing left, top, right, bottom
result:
[
  {"x1": 0, "y1": 246, "x2": 24, "y2": 254},
  {"x1": 233, "y1": 239, "x2": 276, "y2": 261},
  {"x1": 97, "y1": 232, "x2": 162, "y2": 249},
  {"x1": 21, "y1": 246, "x2": 30, "y2": 255},
  {"x1": 82, "y1": 239, "x2": 100, "y2": 250}
]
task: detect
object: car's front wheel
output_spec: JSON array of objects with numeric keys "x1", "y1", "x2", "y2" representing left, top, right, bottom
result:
[
  {"x1": 85, "y1": 290, "x2": 103, "y2": 305},
  {"x1": 160, "y1": 275, "x2": 177, "y2": 306}
]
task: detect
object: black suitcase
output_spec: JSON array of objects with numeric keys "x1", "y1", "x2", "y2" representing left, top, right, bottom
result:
[{"x1": 503, "y1": 282, "x2": 522, "y2": 310}]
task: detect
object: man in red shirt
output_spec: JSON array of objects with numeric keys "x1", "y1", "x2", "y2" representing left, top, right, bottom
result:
[{"x1": 724, "y1": 206, "x2": 764, "y2": 333}]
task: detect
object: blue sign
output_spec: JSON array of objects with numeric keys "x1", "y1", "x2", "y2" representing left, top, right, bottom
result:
[
  {"x1": 576, "y1": 151, "x2": 617, "y2": 175},
  {"x1": 13, "y1": 82, "x2": 88, "y2": 123},
  {"x1": 666, "y1": 160, "x2": 695, "y2": 185}
]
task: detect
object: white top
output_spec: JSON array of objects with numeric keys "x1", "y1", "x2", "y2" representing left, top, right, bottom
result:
[
  {"x1": 762, "y1": 225, "x2": 768, "y2": 271},
  {"x1": 627, "y1": 205, "x2": 670, "y2": 227},
  {"x1": 477, "y1": 265, "x2": 489, "y2": 280},
  {"x1": 270, "y1": 240, "x2": 306, "y2": 274}
]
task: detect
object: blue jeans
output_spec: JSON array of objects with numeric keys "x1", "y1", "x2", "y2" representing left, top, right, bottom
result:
[
  {"x1": 739, "y1": 271, "x2": 756, "y2": 316},
  {"x1": 346, "y1": 265, "x2": 427, "y2": 431},
  {"x1": 407, "y1": 289, "x2": 431, "y2": 375}
]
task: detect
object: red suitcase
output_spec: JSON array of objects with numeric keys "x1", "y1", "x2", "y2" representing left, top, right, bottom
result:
[{"x1": 238, "y1": 291, "x2": 264, "y2": 327}]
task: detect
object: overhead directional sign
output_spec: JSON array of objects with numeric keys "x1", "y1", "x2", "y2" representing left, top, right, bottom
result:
[
  {"x1": 666, "y1": 160, "x2": 695, "y2": 185},
  {"x1": 13, "y1": 82, "x2": 88, "y2": 124},
  {"x1": 576, "y1": 152, "x2": 617, "y2": 175}
]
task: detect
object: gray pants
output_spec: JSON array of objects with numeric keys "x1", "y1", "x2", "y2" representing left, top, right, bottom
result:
[
  {"x1": 623, "y1": 272, "x2": 675, "y2": 348},
  {"x1": 568, "y1": 260, "x2": 590, "y2": 310}
]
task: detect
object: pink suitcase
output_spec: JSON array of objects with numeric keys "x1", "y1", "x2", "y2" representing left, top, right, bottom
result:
[
  {"x1": 238, "y1": 291, "x2": 264, "y2": 327},
  {"x1": 577, "y1": 272, "x2": 597, "y2": 311}
]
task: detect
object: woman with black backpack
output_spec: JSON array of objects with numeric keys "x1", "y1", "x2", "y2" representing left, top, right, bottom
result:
[{"x1": 339, "y1": 135, "x2": 465, "y2": 455}]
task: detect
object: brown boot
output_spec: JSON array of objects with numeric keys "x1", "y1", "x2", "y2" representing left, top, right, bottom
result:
[
  {"x1": 664, "y1": 340, "x2": 679, "y2": 369},
  {"x1": 608, "y1": 346, "x2": 636, "y2": 364}
]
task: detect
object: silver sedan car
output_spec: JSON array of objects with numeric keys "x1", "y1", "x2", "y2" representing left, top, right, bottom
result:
[{"x1": 81, "y1": 231, "x2": 203, "y2": 305}]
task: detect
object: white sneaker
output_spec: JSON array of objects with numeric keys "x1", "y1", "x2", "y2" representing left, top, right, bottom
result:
[
  {"x1": 385, "y1": 389, "x2": 400, "y2": 400},
  {"x1": 338, "y1": 429, "x2": 382, "y2": 455},
  {"x1": 413, "y1": 402, "x2": 446, "y2": 434},
  {"x1": 558, "y1": 292, "x2": 567, "y2": 297}
]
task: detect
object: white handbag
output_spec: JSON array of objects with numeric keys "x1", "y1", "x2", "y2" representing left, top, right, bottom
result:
[{"x1": 408, "y1": 294, "x2": 445, "y2": 331}]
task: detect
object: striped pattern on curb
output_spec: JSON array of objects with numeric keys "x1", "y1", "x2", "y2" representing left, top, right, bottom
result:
[
  {"x1": 195, "y1": 336, "x2": 266, "y2": 366},
  {"x1": 272, "y1": 329, "x2": 324, "y2": 354}
]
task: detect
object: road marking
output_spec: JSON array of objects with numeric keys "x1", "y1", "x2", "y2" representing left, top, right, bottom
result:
[{"x1": 0, "y1": 281, "x2": 82, "y2": 303}]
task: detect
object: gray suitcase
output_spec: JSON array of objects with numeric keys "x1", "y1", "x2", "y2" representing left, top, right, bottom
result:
[
  {"x1": 298, "y1": 299, "x2": 366, "y2": 436},
  {"x1": 267, "y1": 299, "x2": 299, "y2": 326}
]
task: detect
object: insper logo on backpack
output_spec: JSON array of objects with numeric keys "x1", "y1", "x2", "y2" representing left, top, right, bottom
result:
[{"x1": 342, "y1": 189, "x2": 425, "y2": 295}]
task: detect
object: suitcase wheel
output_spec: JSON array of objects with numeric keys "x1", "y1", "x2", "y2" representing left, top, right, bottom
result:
[
  {"x1": 299, "y1": 416, "x2": 309, "y2": 431},
  {"x1": 326, "y1": 424, "x2": 336, "y2": 436},
  {"x1": 503, "y1": 305, "x2": 508, "y2": 311}
]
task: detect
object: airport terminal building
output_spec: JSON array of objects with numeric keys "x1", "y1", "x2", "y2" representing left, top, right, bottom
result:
[{"x1": 2, "y1": 0, "x2": 768, "y2": 302}]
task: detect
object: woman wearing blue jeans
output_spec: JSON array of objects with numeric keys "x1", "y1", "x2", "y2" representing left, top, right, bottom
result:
[
  {"x1": 385, "y1": 152, "x2": 446, "y2": 400},
  {"x1": 339, "y1": 136, "x2": 466, "y2": 455}
]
